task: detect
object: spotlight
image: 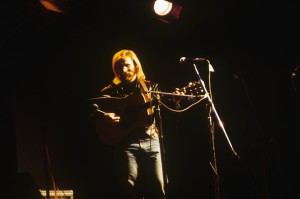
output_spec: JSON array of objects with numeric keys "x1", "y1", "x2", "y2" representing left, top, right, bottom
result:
[
  {"x1": 39, "y1": 0, "x2": 63, "y2": 13},
  {"x1": 152, "y1": 0, "x2": 183, "y2": 24},
  {"x1": 39, "y1": 0, "x2": 75, "y2": 13}
]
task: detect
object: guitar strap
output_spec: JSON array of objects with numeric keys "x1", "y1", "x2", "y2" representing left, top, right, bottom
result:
[
  {"x1": 139, "y1": 79, "x2": 149, "y2": 100},
  {"x1": 139, "y1": 79, "x2": 149, "y2": 93},
  {"x1": 139, "y1": 79, "x2": 155, "y2": 116},
  {"x1": 139, "y1": 79, "x2": 158, "y2": 137}
]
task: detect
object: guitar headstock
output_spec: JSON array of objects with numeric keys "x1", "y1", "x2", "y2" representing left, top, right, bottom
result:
[{"x1": 178, "y1": 81, "x2": 205, "y2": 97}]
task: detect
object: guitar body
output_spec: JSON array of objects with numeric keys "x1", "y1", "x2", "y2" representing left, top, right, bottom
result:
[{"x1": 93, "y1": 93, "x2": 153, "y2": 145}]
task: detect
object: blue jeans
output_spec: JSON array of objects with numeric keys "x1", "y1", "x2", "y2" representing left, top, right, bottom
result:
[{"x1": 113, "y1": 136, "x2": 166, "y2": 199}]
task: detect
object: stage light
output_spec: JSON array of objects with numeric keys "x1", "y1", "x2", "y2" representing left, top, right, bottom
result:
[
  {"x1": 152, "y1": 0, "x2": 183, "y2": 23},
  {"x1": 39, "y1": 0, "x2": 63, "y2": 13},
  {"x1": 153, "y1": 0, "x2": 173, "y2": 16},
  {"x1": 39, "y1": 0, "x2": 76, "y2": 13}
]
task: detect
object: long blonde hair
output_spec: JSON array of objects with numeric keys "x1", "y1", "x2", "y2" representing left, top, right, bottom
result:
[{"x1": 111, "y1": 49, "x2": 146, "y2": 84}]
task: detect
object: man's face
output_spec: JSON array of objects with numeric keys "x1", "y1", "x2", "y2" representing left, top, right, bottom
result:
[{"x1": 115, "y1": 57, "x2": 137, "y2": 83}]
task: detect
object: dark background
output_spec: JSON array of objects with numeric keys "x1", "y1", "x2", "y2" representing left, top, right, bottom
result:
[{"x1": 1, "y1": 0, "x2": 300, "y2": 198}]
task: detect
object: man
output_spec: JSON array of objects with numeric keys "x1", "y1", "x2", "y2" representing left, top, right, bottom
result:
[{"x1": 90, "y1": 49, "x2": 166, "y2": 199}]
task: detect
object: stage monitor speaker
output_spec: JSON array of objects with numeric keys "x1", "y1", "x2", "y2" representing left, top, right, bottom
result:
[{"x1": 39, "y1": 190, "x2": 73, "y2": 199}]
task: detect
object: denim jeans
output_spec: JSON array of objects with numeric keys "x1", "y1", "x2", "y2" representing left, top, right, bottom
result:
[{"x1": 113, "y1": 136, "x2": 165, "y2": 199}]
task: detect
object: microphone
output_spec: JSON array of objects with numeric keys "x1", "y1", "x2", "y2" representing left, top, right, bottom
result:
[
  {"x1": 179, "y1": 57, "x2": 207, "y2": 64},
  {"x1": 291, "y1": 66, "x2": 298, "y2": 78}
]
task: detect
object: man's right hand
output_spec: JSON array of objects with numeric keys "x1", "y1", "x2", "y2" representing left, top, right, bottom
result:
[{"x1": 103, "y1": 113, "x2": 120, "y2": 123}]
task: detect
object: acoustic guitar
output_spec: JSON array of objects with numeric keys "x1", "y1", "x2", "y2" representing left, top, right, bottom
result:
[{"x1": 91, "y1": 81, "x2": 204, "y2": 145}]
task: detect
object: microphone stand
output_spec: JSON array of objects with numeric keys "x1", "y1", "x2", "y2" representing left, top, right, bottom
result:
[
  {"x1": 149, "y1": 90, "x2": 202, "y2": 199},
  {"x1": 155, "y1": 101, "x2": 169, "y2": 196},
  {"x1": 192, "y1": 61, "x2": 240, "y2": 199}
]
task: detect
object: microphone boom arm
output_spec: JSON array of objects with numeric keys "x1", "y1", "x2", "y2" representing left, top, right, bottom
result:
[{"x1": 192, "y1": 63, "x2": 239, "y2": 158}]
